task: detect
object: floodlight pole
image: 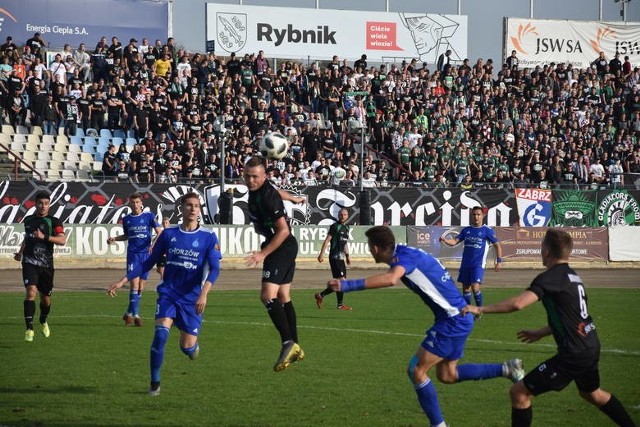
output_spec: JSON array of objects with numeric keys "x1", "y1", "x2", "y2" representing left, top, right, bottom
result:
[
  {"x1": 220, "y1": 130, "x2": 226, "y2": 193},
  {"x1": 359, "y1": 126, "x2": 365, "y2": 192}
]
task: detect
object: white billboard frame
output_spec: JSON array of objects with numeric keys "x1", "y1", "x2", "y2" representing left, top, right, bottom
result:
[
  {"x1": 504, "y1": 17, "x2": 640, "y2": 69},
  {"x1": 205, "y1": 3, "x2": 467, "y2": 63}
]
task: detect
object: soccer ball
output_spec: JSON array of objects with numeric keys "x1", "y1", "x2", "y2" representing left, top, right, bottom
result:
[{"x1": 259, "y1": 132, "x2": 289, "y2": 160}]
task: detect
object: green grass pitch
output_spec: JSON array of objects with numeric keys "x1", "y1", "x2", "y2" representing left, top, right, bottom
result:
[{"x1": 0, "y1": 287, "x2": 638, "y2": 426}]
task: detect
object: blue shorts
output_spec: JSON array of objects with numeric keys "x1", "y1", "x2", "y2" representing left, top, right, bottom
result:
[
  {"x1": 457, "y1": 266, "x2": 485, "y2": 285},
  {"x1": 421, "y1": 316, "x2": 473, "y2": 360},
  {"x1": 126, "y1": 252, "x2": 150, "y2": 281},
  {"x1": 155, "y1": 294, "x2": 202, "y2": 336}
]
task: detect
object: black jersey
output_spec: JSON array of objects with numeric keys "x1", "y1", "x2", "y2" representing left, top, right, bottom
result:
[
  {"x1": 527, "y1": 264, "x2": 600, "y2": 361},
  {"x1": 22, "y1": 214, "x2": 64, "y2": 268},
  {"x1": 328, "y1": 221, "x2": 349, "y2": 259},
  {"x1": 248, "y1": 180, "x2": 290, "y2": 241}
]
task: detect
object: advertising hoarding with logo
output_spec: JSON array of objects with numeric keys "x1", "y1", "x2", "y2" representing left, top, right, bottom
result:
[
  {"x1": 505, "y1": 17, "x2": 640, "y2": 68},
  {"x1": 206, "y1": 3, "x2": 467, "y2": 63},
  {"x1": 497, "y1": 227, "x2": 608, "y2": 261},
  {"x1": 0, "y1": 0, "x2": 168, "y2": 49}
]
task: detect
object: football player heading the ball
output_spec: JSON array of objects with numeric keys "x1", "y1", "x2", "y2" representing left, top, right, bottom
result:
[{"x1": 243, "y1": 156, "x2": 307, "y2": 371}]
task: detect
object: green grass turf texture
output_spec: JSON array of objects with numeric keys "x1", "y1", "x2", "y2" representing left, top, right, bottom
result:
[{"x1": 0, "y1": 287, "x2": 638, "y2": 427}]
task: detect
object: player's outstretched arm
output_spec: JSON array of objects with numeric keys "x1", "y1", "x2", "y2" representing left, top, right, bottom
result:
[
  {"x1": 106, "y1": 275, "x2": 128, "y2": 297},
  {"x1": 278, "y1": 190, "x2": 306, "y2": 204},
  {"x1": 328, "y1": 265, "x2": 406, "y2": 292},
  {"x1": 463, "y1": 290, "x2": 538, "y2": 316},
  {"x1": 517, "y1": 326, "x2": 552, "y2": 343}
]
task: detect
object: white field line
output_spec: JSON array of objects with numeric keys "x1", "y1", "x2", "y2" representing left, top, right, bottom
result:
[{"x1": 2, "y1": 314, "x2": 638, "y2": 357}]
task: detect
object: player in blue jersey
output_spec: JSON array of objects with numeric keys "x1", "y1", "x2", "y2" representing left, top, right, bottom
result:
[
  {"x1": 463, "y1": 229, "x2": 636, "y2": 427},
  {"x1": 106, "y1": 193, "x2": 162, "y2": 326},
  {"x1": 123, "y1": 192, "x2": 220, "y2": 396},
  {"x1": 328, "y1": 226, "x2": 523, "y2": 427},
  {"x1": 440, "y1": 206, "x2": 503, "y2": 308}
]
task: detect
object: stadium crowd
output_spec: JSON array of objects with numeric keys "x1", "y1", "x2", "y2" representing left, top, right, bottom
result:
[{"x1": 1, "y1": 32, "x2": 640, "y2": 189}]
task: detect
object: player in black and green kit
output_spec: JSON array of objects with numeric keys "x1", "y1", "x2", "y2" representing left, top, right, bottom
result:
[
  {"x1": 315, "y1": 208, "x2": 352, "y2": 310},
  {"x1": 244, "y1": 156, "x2": 306, "y2": 372},
  {"x1": 14, "y1": 191, "x2": 66, "y2": 342},
  {"x1": 464, "y1": 229, "x2": 636, "y2": 427}
]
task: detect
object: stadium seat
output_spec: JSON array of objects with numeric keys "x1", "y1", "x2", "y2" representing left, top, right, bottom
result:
[
  {"x1": 34, "y1": 159, "x2": 49, "y2": 172},
  {"x1": 76, "y1": 169, "x2": 91, "y2": 181},
  {"x1": 55, "y1": 141, "x2": 70, "y2": 153},
  {"x1": 92, "y1": 161, "x2": 103, "y2": 172},
  {"x1": 57, "y1": 127, "x2": 66, "y2": 136},
  {"x1": 80, "y1": 153, "x2": 94, "y2": 163},
  {"x1": 65, "y1": 151, "x2": 80, "y2": 162},
  {"x1": 42, "y1": 134, "x2": 56, "y2": 145},
  {"x1": 68, "y1": 144, "x2": 83, "y2": 154},
  {"x1": 27, "y1": 134, "x2": 41, "y2": 145},
  {"x1": 56, "y1": 135, "x2": 69, "y2": 145},
  {"x1": 25, "y1": 140, "x2": 39, "y2": 152},
  {"x1": 113, "y1": 129, "x2": 126, "y2": 139},
  {"x1": 85, "y1": 128, "x2": 99, "y2": 137},
  {"x1": 10, "y1": 138, "x2": 24, "y2": 152},
  {"x1": 83, "y1": 143, "x2": 97, "y2": 155},
  {"x1": 95, "y1": 150, "x2": 105, "y2": 161},
  {"x1": 47, "y1": 169, "x2": 62, "y2": 181},
  {"x1": 61, "y1": 170, "x2": 76, "y2": 181},
  {"x1": 111, "y1": 137, "x2": 124, "y2": 147},
  {"x1": 100, "y1": 129, "x2": 112, "y2": 139},
  {"x1": 75, "y1": 128, "x2": 85, "y2": 137},
  {"x1": 22, "y1": 150, "x2": 37, "y2": 163},
  {"x1": 125, "y1": 137, "x2": 137, "y2": 147},
  {"x1": 63, "y1": 160, "x2": 78, "y2": 171},
  {"x1": 49, "y1": 160, "x2": 62, "y2": 171},
  {"x1": 31, "y1": 126, "x2": 43, "y2": 136},
  {"x1": 51, "y1": 151, "x2": 65, "y2": 163},
  {"x1": 1, "y1": 124, "x2": 14, "y2": 135},
  {"x1": 37, "y1": 151, "x2": 51, "y2": 161},
  {"x1": 78, "y1": 161, "x2": 92, "y2": 171},
  {"x1": 16, "y1": 125, "x2": 29, "y2": 135},
  {"x1": 70, "y1": 136, "x2": 83, "y2": 145},
  {"x1": 40, "y1": 142, "x2": 55, "y2": 153}
]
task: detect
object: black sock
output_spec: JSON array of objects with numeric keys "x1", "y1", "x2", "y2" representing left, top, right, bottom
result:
[
  {"x1": 265, "y1": 299, "x2": 291, "y2": 344},
  {"x1": 599, "y1": 394, "x2": 636, "y2": 427},
  {"x1": 320, "y1": 287, "x2": 333, "y2": 298},
  {"x1": 24, "y1": 300, "x2": 36, "y2": 330},
  {"x1": 283, "y1": 301, "x2": 298, "y2": 343},
  {"x1": 511, "y1": 406, "x2": 532, "y2": 427},
  {"x1": 336, "y1": 291, "x2": 345, "y2": 306},
  {"x1": 39, "y1": 302, "x2": 51, "y2": 324}
]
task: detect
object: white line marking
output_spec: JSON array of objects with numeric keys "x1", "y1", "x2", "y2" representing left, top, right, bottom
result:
[{"x1": 5, "y1": 314, "x2": 637, "y2": 357}]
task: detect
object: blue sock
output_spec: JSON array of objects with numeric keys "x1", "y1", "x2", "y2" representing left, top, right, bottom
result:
[
  {"x1": 456, "y1": 363, "x2": 503, "y2": 381},
  {"x1": 415, "y1": 378, "x2": 444, "y2": 426},
  {"x1": 131, "y1": 292, "x2": 141, "y2": 316},
  {"x1": 474, "y1": 291, "x2": 483, "y2": 306},
  {"x1": 150, "y1": 326, "x2": 170, "y2": 383},
  {"x1": 181, "y1": 343, "x2": 198, "y2": 357},
  {"x1": 462, "y1": 292, "x2": 472, "y2": 305},
  {"x1": 127, "y1": 291, "x2": 136, "y2": 315}
]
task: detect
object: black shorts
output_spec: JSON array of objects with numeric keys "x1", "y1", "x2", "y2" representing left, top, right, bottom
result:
[
  {"x1": 22, "y1": 263, "x2": 55, "y2": 296},
  {"x1": 262, "y1": 235, "x2": 297, "y2": 285},
  {"x1": 523, "y1": 354, "x2": 600, "y2": 395},
  {"x1": 329, "y1": 257, "x2": 347, "y2": 279}
]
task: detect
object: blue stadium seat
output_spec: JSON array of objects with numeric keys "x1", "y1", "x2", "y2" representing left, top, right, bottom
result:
[
  {"x1": 70, "y1": 136, "x2": 83, "y2": 145},
  {"x1": 113, "y1": 129, "x2": 126, "y2": 139},
  {"x1": 125, "y1": 137, "x2": 137, "y2": 147},
  {"x1": 111, "y1": 137, "x2": 124, "y2": 147},
  {"x1": 75, "y1": 128, "x2": 85, "y2": 137},
  {"x1": 100, "y1": 129, "x2": 112, "y2": 139}
]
